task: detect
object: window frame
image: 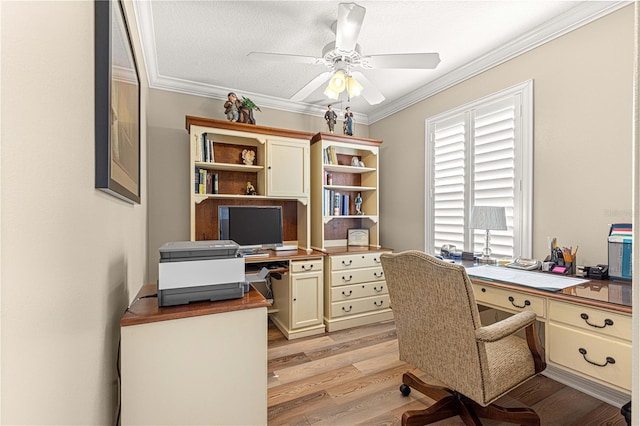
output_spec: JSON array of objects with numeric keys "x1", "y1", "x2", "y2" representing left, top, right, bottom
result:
[{"x1": 424, "y1": 80, "x2": 533, "y2": 258}]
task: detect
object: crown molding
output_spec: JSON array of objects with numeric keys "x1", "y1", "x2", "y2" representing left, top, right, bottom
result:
[
  {"x1": 367, "y1": 1, "x2": 630, "y2": 124},
  {"x1": 133, "y1": 1, "x2": 629, "y2": 127}
]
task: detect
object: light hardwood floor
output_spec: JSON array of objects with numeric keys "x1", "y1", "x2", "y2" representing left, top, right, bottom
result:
[{"x1": 267, "y1": 319, "x2": 628, "y2": 426}]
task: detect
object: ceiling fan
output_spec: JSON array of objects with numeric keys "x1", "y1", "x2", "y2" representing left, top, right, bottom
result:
[{"x1": 248, "y1": 2, "x2": 441, "y2": 105}]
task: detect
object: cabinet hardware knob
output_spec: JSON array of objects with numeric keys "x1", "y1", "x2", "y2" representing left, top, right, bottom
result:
[
  {"x1": 374, "y1": 272, "x2": 383, "y2": 278},
  {"x1": 342, "y1": 260, "x2": 353, "y2": 266},
  {"x1": 302, "y1": 264, "x2": 314, "y2": 271},
  {"x1": 374, "y1": 286, "x2": 383, "y2": 292},
  {"x1": 579, "y1": 313, "x2": 614, "y2": 328},
  {"x1": 342, "y1": 290, "x2": 352, "y2": 297},
  {"x1": 578, "y1": 348, "x2": 615, "y2": 367},
  {"x1": 342, "y1": 275, "x2": 353, "y2": 282},
  {"x1": 481, "y1": 288, "x2": 486, "y2": 293},
  {"x1": 342, "y1": 305, "x2": 353, "y2": 312},
  {"x1": 374, "y1": 258, "x2": 380, "y2": 263},
  {"x1": 508, "y1": 296, "x2": 531, "y2": 309},
  {"x1": 293, "y1": 298, "x2": 296, "y2": 301},
  {"x1": 374, "y1": 300, "x2": 384, "y2": 307}
]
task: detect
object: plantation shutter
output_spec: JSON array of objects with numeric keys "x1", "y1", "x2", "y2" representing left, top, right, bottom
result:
[
  {"x1": 431, "y1": 113, "x2": 467, "y2": 254},
  {"x1": 471, "y1": 97, "x2": 517, "y2": 258},
  {"x1": 426, "y1": 81, "x2": 531, "y2": 258}
]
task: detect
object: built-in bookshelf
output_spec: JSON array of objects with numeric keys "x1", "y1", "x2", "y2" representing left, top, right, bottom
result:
[
  {"x1": 186, "y1": 116, "x2": 313, "y2": 249},
  {"x1": 310, "y1": 132, "x2": 382, "y2": 250}
]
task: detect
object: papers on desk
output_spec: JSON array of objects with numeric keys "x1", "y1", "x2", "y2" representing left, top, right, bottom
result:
[{"x1": 465, "y1": 265, "x2": 588, "y2": 291}]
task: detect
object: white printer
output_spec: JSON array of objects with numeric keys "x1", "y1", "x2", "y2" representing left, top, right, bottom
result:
[{"x1": 158, "y1": 240, "x2": 245, "y2": 307}]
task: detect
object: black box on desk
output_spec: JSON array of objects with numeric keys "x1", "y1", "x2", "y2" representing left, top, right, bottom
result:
[{"x1": 608, "y1": 224, "x2": 632, "y2": 280}]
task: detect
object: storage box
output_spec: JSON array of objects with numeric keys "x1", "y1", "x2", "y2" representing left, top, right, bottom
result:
[{"x1": 608, "y1": 224, "x2": 632, "y2": 281}]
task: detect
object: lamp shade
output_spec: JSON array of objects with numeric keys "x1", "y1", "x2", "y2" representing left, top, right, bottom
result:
[{"x1": 469, "y1": 206, "x2": 507, "y2": 231}]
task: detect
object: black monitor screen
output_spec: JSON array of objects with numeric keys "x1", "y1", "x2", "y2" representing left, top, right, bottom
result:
[{"x1": 219, "y1": 205, "x2": 283, "y2": 249}]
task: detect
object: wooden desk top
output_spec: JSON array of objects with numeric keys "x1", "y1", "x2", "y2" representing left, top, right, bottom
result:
[{"x1": 121, "y1": 284, "x2": 270, "y2": 327}]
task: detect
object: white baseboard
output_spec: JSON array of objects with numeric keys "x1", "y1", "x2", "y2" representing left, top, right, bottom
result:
[{"x1": 542, "y1": 364, "x2": 630, "y2": 408}]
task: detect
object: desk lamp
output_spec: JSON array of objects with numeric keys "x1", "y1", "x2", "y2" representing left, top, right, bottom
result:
[{"x1": 470, "y1": 206, "x2": 507, "y2": 264}]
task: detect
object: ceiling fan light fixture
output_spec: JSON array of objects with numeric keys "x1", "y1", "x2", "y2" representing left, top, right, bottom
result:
[
  {"x1": 323, "y1": 84, "x2": 340, "y2": 100},
  {"x1": 330, "y1": 69, "x2": 346, "y2": 91},
  {"x1": 346, "y1": 75, "x2": 363, "y2": 97}
]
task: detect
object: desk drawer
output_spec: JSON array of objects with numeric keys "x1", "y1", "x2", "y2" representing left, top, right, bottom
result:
[
  {"x1": 290, "y1": 259, "x2": 323, "y2": 274},
  {"x1": 549, "y1": 300, "x2": 630, "y2": 342},
  {"x1": 330, "y1": 253, "x2": 384, "y2": 271},
  {"x1": 472, "y1": 283, "x2": 545, "y2": 319},
  {"x1": 331, "y1": 295, "x2": 390, "y2": 317},
  {"x1": 548, "y1": 323, "x2": 631, "y2": 391},
  {"x1": 331, "y1": 266, "x2": 385, "y2": 287},
  {"x1": 330, "y1": 281, "x2": 388, "y2": 302}
]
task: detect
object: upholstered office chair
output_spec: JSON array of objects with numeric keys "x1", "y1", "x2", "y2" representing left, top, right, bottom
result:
[{"x1": 380, "y1": 251, "x2": 546, "y2": 426}]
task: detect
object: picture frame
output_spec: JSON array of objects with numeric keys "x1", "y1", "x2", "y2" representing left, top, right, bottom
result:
[
  {"x1": 95, "y1": 0, "x2": 141, "y2": 203},
  {"x1": 347, "y1": 228, "x2": 369, "y2": 247}
]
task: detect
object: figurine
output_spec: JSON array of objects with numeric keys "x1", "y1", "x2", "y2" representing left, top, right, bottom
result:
[
  {"x1": 324, "y1": 104, "x2": 337, "y2": 133},
  {"x1": 246, "y1": 181, "x2": 257, "y2": 195},
  {"x1": 355, "y1": 192, "x2": 363, "y2": 215},
  {"x1": 224, "y1": 92, "x2": 242, "y2": 122},
  {"x1": 343, "y1": 106, "x2": 354, "y2": 136},
  {"x1": 241, "y1": 149, "x2": 256, "y2": 166}
]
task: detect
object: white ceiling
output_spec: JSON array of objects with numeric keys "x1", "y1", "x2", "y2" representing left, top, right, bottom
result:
[{"x1": 132, "y1": 1, "x2": 627, "y2": 124}]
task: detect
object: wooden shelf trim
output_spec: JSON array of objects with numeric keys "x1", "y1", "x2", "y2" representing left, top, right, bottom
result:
[
  {"x1": 323, "y1": 215, "x2": 378, "y2": 224},
  {"x1": 323, "y1": 164, "x2": 376, "y2": 174},
  {"x1": 195, "y1": 193, "x2": 308, "y2": 205},
  {"x1": 324, "y1": 184, "x2": 376, "y2": 192},
  {"x1": 186, "y1": 115, "x2": 314, "y2": 141},
  {"x1": 195, "y1": 161, "x2": 263, "y2": 172}
]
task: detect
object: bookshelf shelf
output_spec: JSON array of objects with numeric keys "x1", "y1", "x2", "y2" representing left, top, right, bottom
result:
[
  {"x1": 322, "y1": 215, "x2": 378, "y2": 224},
  {"x1": 323, "y1": 184, "x2": 376, "y2": 192},
  {"x1": 323, "y1": 164, "x2": 375, "y2": 174},
  {"x1": 194, "y1": 161, "x2": 263, "y2": 173}
]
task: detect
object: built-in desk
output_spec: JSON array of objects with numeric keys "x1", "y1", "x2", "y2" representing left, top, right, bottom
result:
[
  {"x1": 466, "y1": 266, "x2": 631, "y2": 406},
  {"x1": 120, "y1": 285, "x2": 270, "y2": 426},
  {"x1": 245, "y1": 249, "x2": 326, "y2": 339}
]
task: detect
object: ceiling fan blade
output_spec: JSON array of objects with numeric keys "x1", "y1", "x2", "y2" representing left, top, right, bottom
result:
[
  {"x1": 365, "y1": 53, "x2": 441, "y2": 69},
  {"x1": 291, "y1": 71, "x2": 333, "y2": 102},
  {"x1": 351, "y1": 71, "x2": 385, "y2": 105},
  {"x1": 247, "y1": 52, "x2": 323, "y2": 65},
  {"x1": 335, "y1": 3, "x2": 366, "y2": 52}
]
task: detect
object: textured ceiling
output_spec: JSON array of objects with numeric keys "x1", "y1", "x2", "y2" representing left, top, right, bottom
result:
[{"x1": 132, "y1": 1, "x2": 627, "y2": 124}]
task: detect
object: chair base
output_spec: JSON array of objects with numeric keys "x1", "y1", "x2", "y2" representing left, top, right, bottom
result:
[{"x1": 400, "y1": 372, "x2": 541, "y2": 426}]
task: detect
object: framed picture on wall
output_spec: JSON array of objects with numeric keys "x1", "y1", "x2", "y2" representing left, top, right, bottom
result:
[{"x1": 94, "y1": 0, "x2": 141, "y2": 204}]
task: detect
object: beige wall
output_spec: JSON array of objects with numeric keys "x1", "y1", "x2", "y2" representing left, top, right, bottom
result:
[
  {"x1": 1, "y1": 1, "x2": 148, "y2": 423},
  {"x1": 146, "y1": 89, "x2": 369, "y2": 282},
  {"x1": 371, "y1": 5, "x2": 634, "y2": 266}
]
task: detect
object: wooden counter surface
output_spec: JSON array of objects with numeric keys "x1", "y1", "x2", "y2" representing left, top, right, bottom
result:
[{"x1": 121, "y1": 284, "x2": 270, "y2": 327}]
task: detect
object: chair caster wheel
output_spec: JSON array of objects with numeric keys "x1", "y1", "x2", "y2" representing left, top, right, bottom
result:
[{"x1": 400, "y1": 384, "x2": 411, "y2": 396}]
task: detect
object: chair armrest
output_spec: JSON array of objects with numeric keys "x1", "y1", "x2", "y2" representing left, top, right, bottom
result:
[{"x1": 475, "y1": 311, "x2": 536, "y2": 343}]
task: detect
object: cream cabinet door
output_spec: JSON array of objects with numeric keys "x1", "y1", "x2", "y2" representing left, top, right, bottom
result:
[
  {"x1": 291, "y1": 270, "x2": 323, "y2": 329},
  {"x1": 267, "y1": 139, "x2": 309, "y2": 197}
]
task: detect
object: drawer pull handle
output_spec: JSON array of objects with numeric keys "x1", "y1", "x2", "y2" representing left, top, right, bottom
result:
[
  {"x1": 374, "y1": 300, "x2": 384, "y2": 307},
  {"x1": 578, "y1": 348, "x2": 615, "y2": 367},
  {"x1": 508, "y1": 296, "x2": 531, "y2": 309},
  {"x1": 373, "y1": 257, "x2": 381, "y2": 263},
  {"x1": 374, "y1": 286, "x2": 384, "y2": 292},
  {"x1": 374, "y1": 272, "x2": 384, "y2": 278},
  {"x1": 342, "y1": 290, "x2": 353, "y2": 297},
  {"x1": 301, "y1": 264, "x2": 314, "y2": 271},
  {"x1": 342, "y1": 260, "x2": 353, "y2": 266},
  {"x1": 580, "y1": 313, "x2": 614, "y2": 328},
  {"x1": 342, "y1": 305, "x2": 353, "y2": 312},
  {"x1": 342, "y1": 275, "x2": 353, "y2": 282}
]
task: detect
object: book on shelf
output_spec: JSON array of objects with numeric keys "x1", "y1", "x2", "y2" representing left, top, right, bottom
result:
[
  {"x1": 324, "y1": 146, "x2": 338, "y2": 165},
  {"x1": 194, "y1": 168, "x2": 219, "y2": 195},
  {"x1": 333, "y1": 192, "x2": 341, "y2": 216},
  {"x1": 197, "y1": 133, "x2": 215, "y2": 163},
  {"x1": 213, "y1": 173, "x2": 219, "y2": 194},
  {"x1": 342, "y1": 194, "x2": 349, "y2": 216}
]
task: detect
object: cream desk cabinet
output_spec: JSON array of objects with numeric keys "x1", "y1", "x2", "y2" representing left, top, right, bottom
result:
[
  {"x1": 323, "y1": 248, "x2": 393, "y2": 331},
  {"x1": 471, "y1": 272, "x2": 631, "y2": 406}
]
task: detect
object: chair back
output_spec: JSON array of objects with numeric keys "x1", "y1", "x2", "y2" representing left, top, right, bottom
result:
[{"x1": 380, "y1": 250, "x2": 485, "y2": 399}]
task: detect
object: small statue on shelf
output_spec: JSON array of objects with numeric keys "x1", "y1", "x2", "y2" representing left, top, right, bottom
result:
[
  {"x1": 355, "y1": 192, "x2": 363, "y2": 215},
  {"x1": 224, "y1": 92, "x2": 242, "y2": 122},
  {"x1": 343, "y1": 106, "x2": 354, "y2": 136},
  {"x1": 324, "y1": 104, "x2": 337, "y2": 133},
  {"x1": 241, "y1": 149, "x2": 256, "y2": 165},
  {"x1": 246, "y1": 181, "x2": 257, "y2": 195}
]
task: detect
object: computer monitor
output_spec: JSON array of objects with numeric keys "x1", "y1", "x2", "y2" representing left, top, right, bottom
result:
[{"x1": 218, "y1": 205, "x2": 283, "y2": 251}]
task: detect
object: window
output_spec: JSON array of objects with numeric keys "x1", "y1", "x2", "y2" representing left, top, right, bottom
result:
[{"x1": 425, "y1": 80, "x2": 533, "y2": 258}]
